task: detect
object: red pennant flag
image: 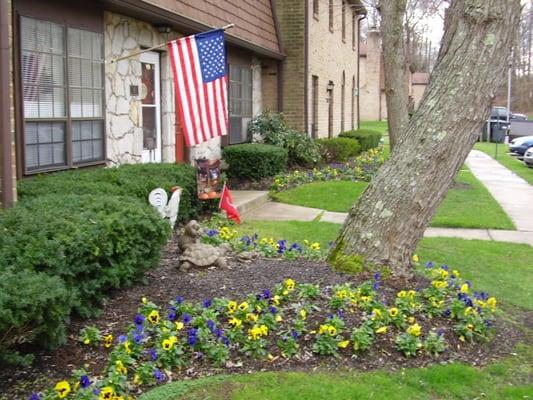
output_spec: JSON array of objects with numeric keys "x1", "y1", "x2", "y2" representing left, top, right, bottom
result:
[{"x1": 219, "y1": 184, "x2": 241, "y2": 224}]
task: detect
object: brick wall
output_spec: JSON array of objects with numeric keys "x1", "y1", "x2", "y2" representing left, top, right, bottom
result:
[
  {"x1": 275, "y1": 0, "x2": 306, "y2": 131},
  {"x1": 261, "y1": 58, "x2": 279, "y2": 112},
  {"x1": 307, "y1": 0, "x2": 360, "y2": 137},
  {"x1": 359, "y1": 30, "x2": 382, "y2": 121}
]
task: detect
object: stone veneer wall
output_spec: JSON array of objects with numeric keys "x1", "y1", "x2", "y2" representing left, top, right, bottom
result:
[{"x1": 307, "y1": 0, "x2": 360, "y2": 137}]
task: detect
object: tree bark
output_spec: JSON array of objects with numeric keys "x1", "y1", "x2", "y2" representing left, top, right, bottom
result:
[
  {"x1": 330, "y1": 0, "x2": 521, "y2": 278},
  {"x1": 380, "y1": 0, "x2": 410, "y2": 152}
]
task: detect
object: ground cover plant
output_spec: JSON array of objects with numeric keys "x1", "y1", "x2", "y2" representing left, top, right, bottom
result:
[
  {"x1": 474, "y1": 141, "x2": 533, "y2": 185},
  {"x1": 272, "y1": 169, "x2": 515, "y2": 230},
  {"x1": 28, "y1": 263, "x2": 503, "y2": 399}
]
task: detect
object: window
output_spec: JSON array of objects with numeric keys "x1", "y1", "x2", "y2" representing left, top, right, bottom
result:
[
  {"x1": 329, "y1": 0, "x2": 334, "y2": 32},
  {"x1": 342, "y1": 1, "x2": 346, "y2": 41},
  {"x1": 311, "y1": 75, "x2": 318, "y2": 138},
  {"x1": 352, "y1": 11, "x2": 357, "y2": 49},
  {"x1": 229, "y1": 64, "x2": 252, "y2": 144},
  {"x1": 20, "y1": 16, "x2": 104, "y2": 173},
  {"x1": 313, "y1": 0, "x2": 319, "y2": 17}
]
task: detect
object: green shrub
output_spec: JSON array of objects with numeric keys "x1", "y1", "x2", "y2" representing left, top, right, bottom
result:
[
  {"x1": 248, "y1": 111, "x2": 321, "y2": 166},
  {"x1": 223, "y1": 143, "x2": 288, "y2": 180},
  {"x1": 339, "y1": 129, "x2": 382, "y2": 151},
  {"x1": 0, "y1": 194, "x2": 170, "y2": 361},
  {"x1": 17, "y1": 163, "x2": 200, "y2": 223},
  {"x1": 316, "y1": 137, "x2": 362, "y2": 163},
  {"x1": 0, "y1": 269, "x2": 73, "y2": 365}
]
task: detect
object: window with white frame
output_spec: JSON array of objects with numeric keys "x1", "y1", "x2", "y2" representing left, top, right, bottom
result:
[{"x1": 20, "y1": 16, "x2": 104, "y2": 172}]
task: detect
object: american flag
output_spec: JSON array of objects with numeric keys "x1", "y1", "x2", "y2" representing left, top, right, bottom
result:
[{"x1": 168, "y1": 29, "x2": 228, "y2": 147}]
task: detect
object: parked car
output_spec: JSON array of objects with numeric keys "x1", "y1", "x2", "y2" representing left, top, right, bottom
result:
[
  {"x1": 511, "y1": 113, "x2": 528, "y2": 120},
  {"x1": 509, "y1": 135, "x2": 533, "y2": 156},
  {"x1": 490, "y1": 107, "x2": 527, "y2": 121},
  {"x1": 524, "y1": 147, "x2": 533, "y2": 167}
]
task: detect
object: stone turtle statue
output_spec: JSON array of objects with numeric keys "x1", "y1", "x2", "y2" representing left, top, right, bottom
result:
[{"x1": 178, "y1": 220, "x2": 231, "y2": 272}]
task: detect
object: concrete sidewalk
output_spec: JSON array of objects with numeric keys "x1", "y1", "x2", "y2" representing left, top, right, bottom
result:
[
  {"x1": 233, "y1": 149, "x2": 533, "y2": 246},
  {"x1": 466, "y1": 150, "x2": 533, "y2": 232}
]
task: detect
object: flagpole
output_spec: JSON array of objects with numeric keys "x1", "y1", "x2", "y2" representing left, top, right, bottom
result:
[
  {"x1": 106, "y1": 23, "x2": 235, "y2": 64},
  {"x1": 218, "y1": 182, "x2": 226, "y2": 209}
]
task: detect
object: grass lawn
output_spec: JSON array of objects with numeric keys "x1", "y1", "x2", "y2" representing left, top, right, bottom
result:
[
  {"x1": 140, "y1": 348, "x2": 532, "y2": 399},
  {"x1": 272, "y1": 170, "x2": 515, "y2": 230},
  {"x1": 141, "y1": 219, "x2": 533, "y2": 400},
  {"x1": 360, "y1": 120, "x2": 389, "y2": 135},
  {"x1": 474, "y1": 142, "x2": 533, "y2": 185}
]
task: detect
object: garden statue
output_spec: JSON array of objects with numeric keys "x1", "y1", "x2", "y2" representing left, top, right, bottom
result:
[
  {"x1": 148, "y1": 186, "x2": 182, "y2": 228},
  {"x1": 178, "y1": 220, "x2": 230, "y2": 272}
]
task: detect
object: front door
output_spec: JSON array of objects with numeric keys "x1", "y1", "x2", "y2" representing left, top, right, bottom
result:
[{"x1": 140, "y1": 51, "x2": 161, "y2": 163}]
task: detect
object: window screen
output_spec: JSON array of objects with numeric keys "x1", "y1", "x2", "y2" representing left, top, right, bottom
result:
[{"x1": 229, "y1": 64, "x2": 252, "y2": 144}]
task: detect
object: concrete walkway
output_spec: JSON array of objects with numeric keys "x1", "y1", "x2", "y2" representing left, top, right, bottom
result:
[
  {"x1": 466, "y1": 150, "x2": 533, "y2": 232},
  {"x1": 233, "y1": 149, "x2": 533, "y2": 247}
]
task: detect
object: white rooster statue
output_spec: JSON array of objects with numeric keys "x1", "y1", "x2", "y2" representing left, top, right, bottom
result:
[{"x1": 148, "y1": 186, "x2": 182, "y2": 228}]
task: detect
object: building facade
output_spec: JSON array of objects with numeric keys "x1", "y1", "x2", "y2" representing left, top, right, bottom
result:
[
  {"x1": 276, "y1": 0, "x2": 366, "y2": 137},
  {"x1": 360, "y1": 30, "x2": 429, "y2": 121},
  {"x1": 1, "y1": 0, "x2": 368, "y2": 205}
]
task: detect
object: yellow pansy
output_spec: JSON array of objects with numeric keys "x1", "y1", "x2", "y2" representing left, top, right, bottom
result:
[
  {"x1": 407, "y1": 316, "x2": 416, "y2": 324},
  {"x1": 299, "y1": 309, "x2": 307, "y2": 320},
  {"x1": 246, "y1": 313, "x2": 258, "y2": 322},
  {"x1": 310, "y1": 242, "x2": 320, "y2": 250},
  {"x1": 285, "y1": 278, "x2": 296, "y2": 291},
  {"x1": 142, "y1": 297, "x2": 148, "y2": 304},
  {"x1": 407, "y1": 323, "x2": 422, "y2": 337},
  {"x1": 115, "y1": 360, "x2": 128, "y2": 375},
  {"x1": 371, "y1": 308, "x2": 382, "y2": 320},
  {"x1": 412, "y1": 254, "x2": 419, "y2": 263},
  {"x1": 376, "y1": 326, "x2": 388, "y2": 334},
  {"x1": 54, "y1": 381, "x2": 71, "y2": 399},
  {"x1": 229, "y1": 317, "x2": 242, "y2": 328},
  {"x1": 460, "y1": 283, "x2": 469, "y2": 294},
  {"x1": 328, "y1": 326, "x2": 337, "y2": 336},
  {"x1": 83, "y1": 338, "x2": 91, "y2": 345},
  {"x1": 338, "y1": 340, "x2": 350, "y2": 348},
  {"x1": 440, "y1": 269, "x2": 449, "y2": 279},
  {"x1": 275, "y1": 314, "x2": 283, "y2": 322},
  {"x1": 148, "y1": 310, "x2": 160, "y2": 325},
  {"x1": 487, "y1": 297, "x2": 497, "y2": 311},
  {"x1": 103, "y1": 334, "x2": 113, "y2": 348},
  {"x1": 248, "y1": 326, "x2": 263, "y2": 340},
  {"x1": 452, "y1": 269, "x2": 460, "y2": 277},
  {"x1": 99, "y1": 386, "x2": 114, "y2": 400},
  {"x1": 238, "y1": 302, "x2": 249, "y2": 311},
  {"x1": 389, "y1": 307, "x2": 399, "y2": 317},
  {"x1": 124, "y1": 340, "x2": 132, "y2": 354},
  {"x1": 227, "y1": 301, "x2": 238, "y2": 313},
  {"x1": 273, "y1": 295, "x2": 281, "y2": 305},
  {"x1": 175, "y1": 321, "x2": 184, "y2": 330},
  {"x1": 336, "y1": 290, "x2": 348, "y2": 300},
  {"x1": 162, "y1": 338, "x2": 174, "y2": 351},
  {"x1": 259, "y1": 325, "x2": 269, "y2": 335},
  {"x1": 397, "y1": 290, "x2": 408, "y2": 298}
]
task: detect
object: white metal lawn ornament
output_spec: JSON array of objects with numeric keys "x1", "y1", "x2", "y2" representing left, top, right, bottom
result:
[{"x1": 148, "y1": 186, "x2": 182, "y2": 228}]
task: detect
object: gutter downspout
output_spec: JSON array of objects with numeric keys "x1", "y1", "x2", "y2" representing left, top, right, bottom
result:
[
  {"x1": 304, "y1": 0, "x2": 309, "y2": 133},
  {"x1": 0, "y1": 0, "x2": 15, "y2": 208},
  {"x1": 271, "y1": 0, "x2": 284, "y2": 112},
  {"x1": 357, "y1": 12, "x2": 366, "y2": 130}
]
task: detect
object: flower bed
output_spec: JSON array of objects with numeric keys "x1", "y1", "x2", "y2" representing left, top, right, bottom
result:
[
  {"x1": 29, "y1": 262, "x2": 498, "y2": 400},
  {"x1": 270, "y1": 146, "x2": 385, "y2": 192}
]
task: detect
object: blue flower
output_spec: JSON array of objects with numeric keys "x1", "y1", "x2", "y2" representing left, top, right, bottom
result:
[
  {"x1": 93, "y1": 388, "x2": 101, "y2": 395},
  {"x1": 175, "y1": 296, "x2": 184, "y2": 305},
  {"x1": 79, "y1": 375, "x2": 91, "y2": 389},
  {"x1": 188, "y1": 328, "x2": 198, "y2": 346},
  {"x1": 437, "y1": 328, "x2": 445, "y2": 337},
  {"x1": 149, "y1": 348, "x2": 158, "y2": 361},
  {"x1": 203, "y1": 299, "x2": 212, "y2": 308},
  {"x1": 206, "y1": 229, "x2": 219, "y2": 237},
  {"x1": 118, "y1": 335, "x2": 127, "y2": 343},
  {"x1": 485, "y1": 320, "x2": 493, "y2": 328},
  {"x1": 440, "y1": 264, "x2": 449, "y2": 271},
  {"x1": 167, "y1": 307, "x2": 177, "y2": 321},
  {"x1": 262, "y1": 289, "x2": 271, "y2": 299},
  {"x1": 277, "y1": 240, "x2": 287, "y2": 254},
  {"x1": 290, "y1": 329, "x2": 299, "y2": 339},
  {"x1": 289, "y1": 243, "x2": 302, "y2": 253},
  {"x1": 153, "y1": 368, "x2": 166, "y2": 382},
  {"x1": 443, "y1": 309, "x2": 451, "y2": 318},
  {"x1": 214, "y1": 328, "x2": 223, "y2": 339},
  {"x1": 269, "y1": 306, "x2": 277, "y2": 314},
  {"x1": 133, "y1": 332, "x2": 144, "y2": 344},
  {"x1": 425, "y1": 261, "x2": 435, "y2": 269},
  {"x1": 337, "y1": 309, "x2": 344, "y2": 320},
  {"x1": 207, "y1": 319, "x2": 216, "y2": 332},
  {"x1": 29, "y1": 393, "x2": 41, "y2": 400},
  {"x1": 183, "y1": 313, "x2": 192, "y2": 324},
  {"x1": 134, "y1": 314, "x2": 145, "y2": 327},
  {"x1": 373, "y1": 272, "x2": 381, "y2": 281},
  {"x1": 221, "y1": 336, "x2": 230, "y2": 346}
]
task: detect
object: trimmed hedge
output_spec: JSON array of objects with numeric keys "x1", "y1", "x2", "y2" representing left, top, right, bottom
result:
[
  {"x1": 17, "y1": 163, "x2": 200, "y2": 223},
  {"x1": 339, "y1": 129, "x2": 382, "y2": 151},
  {"x1": 223, "y1": 143, "x2": 288, "y2": 180},
  {"x1": 0, "y1": 194, "x2": 170, "y2": 361},
  {"x1": 316, "y1": 137, "x2": 362, "y2": 163}
]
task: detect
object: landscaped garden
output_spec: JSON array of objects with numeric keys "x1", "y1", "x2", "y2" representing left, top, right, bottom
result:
[{"x1": 1, "y1": 116, "x2": 531, "y2": 400}]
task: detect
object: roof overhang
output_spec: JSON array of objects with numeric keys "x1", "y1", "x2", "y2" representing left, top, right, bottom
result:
[{"x1": 100, "y1": 0, "x2": 285, "y2": 60}]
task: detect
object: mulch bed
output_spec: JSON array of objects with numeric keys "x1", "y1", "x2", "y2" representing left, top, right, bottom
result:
[{"x1": 0, "y1": 233, "x2": 528, "y2": 399}]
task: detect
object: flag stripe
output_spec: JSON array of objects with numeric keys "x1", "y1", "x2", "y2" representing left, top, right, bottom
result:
[
  {"x1": 167, "y1": 30, "x2": 228, "y2": 148},
  {"x1": 168, "y1": 41, "x2": 193, "y2": 146}
]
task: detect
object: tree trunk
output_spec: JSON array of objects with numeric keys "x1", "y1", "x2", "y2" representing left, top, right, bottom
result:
[
  {"x1": 380, "y1": 0, "x2": 410, "y2": 152},
  {"x1": 330, "y1": 0, "x2": 521, "y2": 278}
]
